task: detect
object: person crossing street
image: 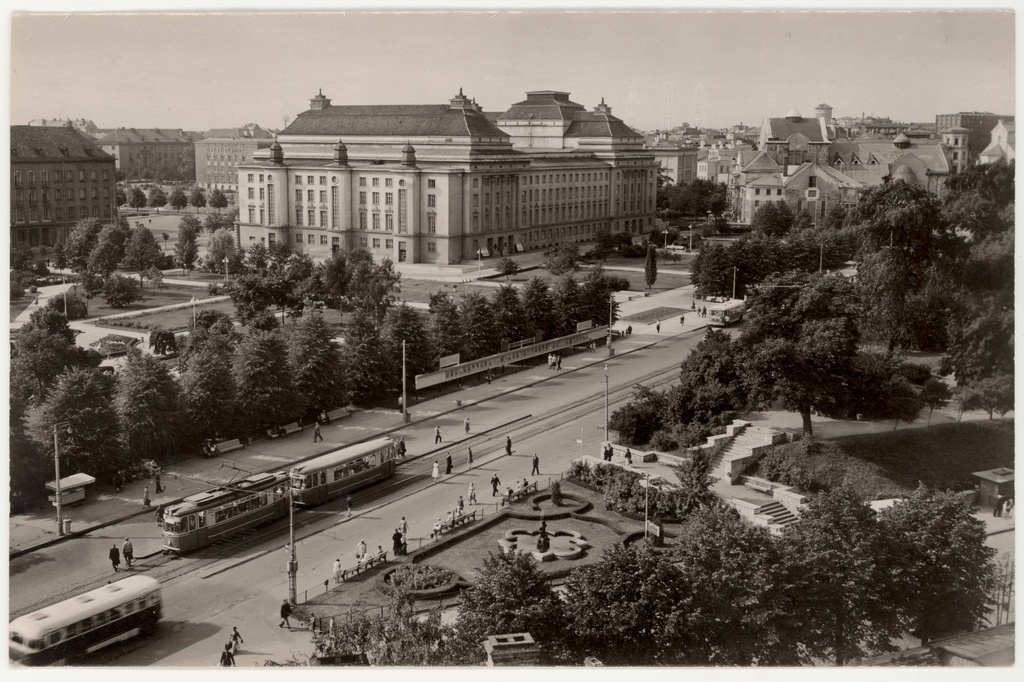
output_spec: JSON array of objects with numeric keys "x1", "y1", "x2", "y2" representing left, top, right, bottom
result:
[
  {"x1": 491, "y1": 473, "x2": 501, "y2": 497},
  {"x1": 531, "y1": 454, "x2": 540, "y2": 475},
  {"x1": 505, "y1": 435, "x2": 513, "y2": 457}
]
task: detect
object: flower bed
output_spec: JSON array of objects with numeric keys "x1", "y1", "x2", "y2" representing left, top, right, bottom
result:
[{"x1": 376, "y1": 564, "x2": 462, "y2": 598}]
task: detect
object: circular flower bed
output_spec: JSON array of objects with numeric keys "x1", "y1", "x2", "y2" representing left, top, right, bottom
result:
[{"x1": 377, "y1": 564, "x2": 462, "y2": 598}]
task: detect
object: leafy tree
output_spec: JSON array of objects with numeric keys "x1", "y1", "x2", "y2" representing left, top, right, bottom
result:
[
  {"x1": 123, "y1": 223, "x2": 162, "y2": 284},
  {"x1": 53, "y1": 240, "x2": 69, "y2": 270},
  {"x1": 458, "y1": 292, "x2": 501, "y2": 361},
  {"x1": 665, "y1": 178, "x2": 728, "y2": 217},
  {"x1": 143, "y1": 266, "x2": 164, "y2": 289},
  {"x1": 346, "y1": 250, "x2": 401, "y2": 325},
  {"x1": 738, "y1": 272, "x2": 862, "y2": 436},
  {"x1": 959, "y1": 373, "x2": 1014, "y2": 420},
  {"x1": 427, "y1": 292, "x2": 463, "y2": 361},
  {"x1": 542, "y1": 242, "x2": 580, "y2": 276},
  {"x1": 562, "y1": 545, "x2": 687, "y2": 665},
  {"x1": 168, "y1": 187, "x2": 189, "y2": 211},
  {"x1": 453, "y1": 551, "x2": 566, "y2": 664},
  {"x1": 147, "y1": 186, "x2": 167, "y2": 212},
  {"x1": 751, "y1": 201, "x2": 795, "y2": 238},
  {"x1": 11, "y1": 327, "x2": 102, "y2": 403},
  {"x1": 245, "y1": 242, "x2": 270, "y2": 273},
  {"x1": 207, "y1": 227, "x2": 238, "y2": 273},
  {"x1": 643, "y1": 244, "x2": 658, "y2": 289},
  {"x1": 45, "y1": 290, "x2": 89, "y2": 320},
  {"x1": 341, "y1": 309, "x2": 393, "y2": 405},
  {"x1": 823, "y1": 204, "x2": 849, "y2": 230},
  {"x1": 609, "y1": 384, "x2": 668, "y2": 446},
  {"x1": 115, "y1": 187, "x2": 127, "y2": 207},
  {"x1": 103, "y1": 274, "x2": 142, "y2": 308},
  {"x1": 233, "y1": 328, "x2": 300, "y2": 435},
  {"x1": 188, "y1": 186, "x2": 207, "y2": 212},
  {"x1": 780, "y1": 487, "x2": 906, "y2": 665},
  {"x1": 491, "y1": 284, "x2": 531, "y2": 344},
  {"x1": 885, "y1": 374, "x2": 923, "y2": 431},
  {"x1": 551, "y1": 274, "x2": 585, "y2": 337},
  {"x1": 115, "y1": 347, "x2": 184, "y2": 460},
  {"x1": 943, "y1": 291, "x2": 1013, "y2": 385},
  {"x1": 226, "y1": 273, "x2": 277, "y2": 325},
  {"x1": 919, "y1": 377, "x2": 952, "y2": 426},
  {"x1": 31, "y1": 367, "x2": 122, "y2": 479},
  {"x1": 495, "y1": 256, "x2": 521, "y2": 282},
  {"x1": 321, "y1": 251, "x2": 348, "y2": 309},
  {"x1": 382, "y1": 303, "x2": 433, "y2": 399},
  {"x1": 10, "y1": 393, "x2": 48, "y2": 513},
  {"x1": 148, "y1": 328, "x2": 178, "y2": 356},
  {"x1": 520, "y1": 276, "x2": 556, "y2": 341},
  {"x1": 174, "y1": 215, "x2": 200, "y2": 277},
  {"x1": 285, "y1": 309, "x2": 347, "y2": 414},
  {"x1": 25, "y1": 307, "x2": 75, "y2": 344},
  {"x1": 580, "y1": 265, "x2": 620, "y2": 330},
  {"x1": 665, "y1": 328, "x2": 745, "y2": 426},
  {"x1": 11, "y1": 241, "x2": 34, "y2": 271},
  {"x1": 180, "y1": 323, "x2": 237, "y2": 439},
  {"x1": 591, "y1": 229, "x2": 618, "y2": 260},
  {"x1": 128, "y1": 186, "x2": 147, "y2": 214},
  {"x1": 64, "y1": 218, "x2": 104, "y2": 274},
  {"x1": 204, "y1": 211, "x2": 234, "y2": 234},
  {"x1": 791, "y1": 209, "x2": 813, "y2": 232},
  {"x1": 208, "y1": 187, "x2": 229, "y2": 212},
  {"x1": 88, "y1": 219, "x2": 132, "y2": 277},
  {"x1": 878, "y1": 486, "x2": 997, "y2": 643}
]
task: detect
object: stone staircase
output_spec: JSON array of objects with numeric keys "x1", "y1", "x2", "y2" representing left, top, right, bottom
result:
[
  {"x1": 707, "y1": 423, "x2": 779, "y2": 485},
  {"x1": 753, "y1": 500, "x2": 798, "y2": 528}
]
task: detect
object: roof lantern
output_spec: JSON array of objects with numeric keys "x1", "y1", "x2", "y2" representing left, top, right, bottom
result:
[
  {"x1": 310, "y1": 89, "x2": 332, "y2": 111},
  {"x1": 593, "y1": 98, "x2": 612, "y2": 115},
  {"x1": 333, "y1": 141, "x2": 349, "y2": 167},
  {"x1": 785, "y1": 109, "x2": 802, "y2": 122}
]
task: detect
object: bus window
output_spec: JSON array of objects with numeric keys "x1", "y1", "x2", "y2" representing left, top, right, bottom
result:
[
  {"x1": 320, "y1": 471, "x2": 327, "y2": 486},
  {"x1": 198, "y1": 511, "x2": 206, "y2": 528},
  {"x1": 187, "y1": 515, "x2": 196, "y2": 532},
  {"x1": 305, "y1": 475, "x2": 312, "y2": 489}
]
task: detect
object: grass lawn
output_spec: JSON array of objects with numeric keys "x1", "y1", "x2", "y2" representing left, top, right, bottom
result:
[
  {"x1": 81, "y1": 283, "x2": 209, "y2": 321},
  {"x1": 398, "y1": 280, "x2": 498, "y2": 305},
  {"x1": 598, "y1": 253, "x2": 696, "y2": 271},
  {"x1": 93, "y1": 299, "x2": 238, "y2": 332},
  {"x1": 10, "y1": 299, "x2": 33, "y2": 323},
  {"x1": 500, "y1": 266, "x2": 690, "y2": 294}
]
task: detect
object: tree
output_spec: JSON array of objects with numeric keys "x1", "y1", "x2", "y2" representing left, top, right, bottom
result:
[
  {"x1": 147, "y1": 186, "x2": 167, "y2": 212},
  {"x1": 233, "y1": 328, "x2": 300, "y2": 435},
  {"x1": 207, "y1": 228, "x2": 236, "y2": 272},
  {"x1": 609, "y1": 385, "x2": 668, "y2": 446},
  {"x1": 175, "y1": 215, "x2": 200, "y2": 277},
  {"x1": 495, "y1": 256, "x2": 521, "y2": 282},
  {"x1": 665, "y1": 328, "x2": 745, "y2": 426},
  {"x1": 781, "y1": 487, "x2": 906, "y2": 665},
  {"x1": 11, "y1": 241, "x2": 34, "y2": 271},
  {"x1": 10, "y1": 393, "x2": 48, "y2": 513},
  {"x1": 919, "y1": 377, "x2": 952, "y2": 426},
  {"x1": 45, "y1": 290, "x2": 88, "y2": 321},
  {"x1": 180, "y1": 324, "x2": 237, "y2": 440},
  {"x1": 382, "y1": 303, "x2": 433, "y2": 401},
  {"x1": 103, "y1": 274, "x2": 142, "y2": 308},
  {"x1": 148, "y1": 328, "x2": 177, "y2": 356},
  {"x1": 169, "y1": 187, "x2": 189, "y2": 211},
  {"x1": 123, "y1": 224, "x2": 162, "y2": 284},
  {"x1": 11, "y1": 327, "x2": 102, "y2": 403},
  {"x1": 245, "y1": 242, "x2": 270, "y2": 273},
  {"x1": 346, "y1": 250, "x2": 401, "y2": 325},
  {"x1": 25, "y1": 307, "x2": 75, "y2": 344},
  {"x1": 427, "y1": 292, "x2": 463, "y2": 361},
  {"x1": 204, "y1": 211, "x2": 234, "y2": 234},
  {"x1": 31, "y1": 367, "x2": 122, "y2": 479},
  {"x1": 520, "y1": 276, "x2": 556, "y2": 341},
  {"x1": 341, "y1": 310, "x2": 393, "y2": 405},
  {"x1": 128, "y1": 186, "x2": 147, "y2": 214},
  {"x1": 961, "y1": 373, "x2": 1014, "y2": 419},
  {"x1": 792, "y1": 209, "x2": 813, "y2": 232},
  {"x1": 458, "y1": 292, "x2": 501, "y2": 361},
  {"x1": 562, "y1": 545, "x2": 687, "y2": 665},
  {"x1": 208, "y1": 187, "x2": 229, "y2": 212},
  {"x1": 491, "y1": 284, "x2": 531, "y2": 344},
  {"x1": 878, "y1": 486, "x2": 997, "y2": 643},
  {"x1": 580, "y1": 265, "x2": 620, "y2": 330},
  {"x1": 285, "y1": 309, "x2": 347, "y2": 414},
  {"x1": 143, "y1": 266, "x2": 164, "y2": 289},
  {"x1": 226, "y1": 273, "x2": 279, "y2": 325},
  {"x1": 551, "y1": 274, "x2": 585, "y2": 337},
  {"x1": 115, "y1": 347, "x2": 184, "y2": 460},
  {"x1": 189, "y1": 186, "x2": 207, "y2": 212},
  {"x1": 885, "y1": 374, "x2": 923, "y2": 431},
  {"x1": 738, "y1": 272, "x2": 862, "y2": 436},
  {"x1": 88, "y1": 219, "x2": 132, "y2": 277},
  {"x1": 542, "y1": 242, "x2": 580, "y2": 276},
  {"x1": 643, "y1": 244, "x2": 658, "y2": 289},
  {"x1": 453, "y1": 551, "x2": 566, "y2": 664},
  {"x1": 64, "y1": 218, "x2": 104, "y2": 274},
  {"x1": 750, "y1": 201, "x2": 795, "y2": 238}
]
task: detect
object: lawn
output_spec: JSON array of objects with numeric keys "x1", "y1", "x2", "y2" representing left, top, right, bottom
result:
[
  {"x1": 81, "y1": 283, "x2": 209, "y2": 321},
  {"x1": 500, "y1": 265, "x2": 690, "y2": 294},
  {"x1": 397, "y1": 280, "x2": 498, "y2": 305},
  {"x1": 10, "y1": 299, "x2": 32, "y2": 323},
  {"x1": 93, "y1": 299, "x2": 239, "y2": 333}
]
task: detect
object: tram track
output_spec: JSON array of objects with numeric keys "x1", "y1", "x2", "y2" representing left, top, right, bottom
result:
[{"x1": 12, "y1": 357, "x2": 684, "y2": 619}]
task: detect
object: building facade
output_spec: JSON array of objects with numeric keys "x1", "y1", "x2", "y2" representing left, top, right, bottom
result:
[
  {"x1": 96, "y1": 128, "x2": 196, "y2": 181},
  {"x1": 935, "y1": 112, "x2": 1015, "y2": 160},
  {"x1": 236, "y1": 90, "x2": 658, "y2": 265},
  {"x1": 645, "y1": 137, "x2": 698, "y2": 185},
  {"x1": 27, "y1": 117, "x2": 99, "y2": 137},
  {"x1": 10, "y1": 125, "x2": 117, "y2": 247},
  {"x1": 978, "y1": 120, "x2": 1015, "y2": 165},
  {"x1": 195, "y1": 125, "x2": 274, "y2": 192}
]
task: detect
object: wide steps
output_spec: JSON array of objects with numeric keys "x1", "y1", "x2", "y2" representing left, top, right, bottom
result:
[{"x1": 756, "y1": 501, "x2": 798, "y2": 527}]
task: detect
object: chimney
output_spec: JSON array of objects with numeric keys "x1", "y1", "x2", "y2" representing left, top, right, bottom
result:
[
  {"x1": 401, "y1": 143, "x2": 417, "y2": 167},
  {"x1": 782, "y1": 148, "x2": 789, "y2": 176},
  {"x1": 483, "y1": 633, "x2": 541, "y2": 666}
]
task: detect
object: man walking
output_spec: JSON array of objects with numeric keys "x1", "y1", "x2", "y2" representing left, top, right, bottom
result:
[
  {"x1": 279, "y1": 599, "x2": 293, "y2": 629},
  {"x1": 445, "y1": 452, "x2": 453, "y2": 475},
  {"x1": 313, "y1": 422, "x2": 323, "y2": 443},
  {"x1": 505, "y1": 435, "x2": 513, "y2": 457},
  {"x1": 464, "y1": 417, "x2": 471, "y2": 434},
  {"x1": 392, "y1": 528, "x2": 405, "y2": 556},
  {"x1": 531, "y1": 454, "x2": 540, "y2": 475},
  {"x1": 397, "y1": 436, "x2": 407, "y2": 457},
  {"x1": 435, "y1": 425, "x2": 443, "y2": 444},
  {"x1": 229, "y1": 626, "x2": 244, "y2": 653},
  {"x1": 400, "y1": 516, "x2": 408, "y2": 538},
  {"x1": 457, "y1": 495, "x2": 465, "y2": 516},
  {"x1": 108, "y1": 544, "x2": 121, "y2": 572},
  {"x1": 467, "y1": 446, "x2": 473, "y2": 465},
  {"x1": 122, "y1": 537, "x2": 134, "y2": 568},
  {"x1": 490, "y1": 473, "x2": 501, "y2": 497},
  {"x1": 656, "y1": 322, "x2": 661, "y2": 333}
]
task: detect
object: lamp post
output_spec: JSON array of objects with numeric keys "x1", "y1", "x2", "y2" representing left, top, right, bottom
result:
[
  {"x1": 62, "y1": 277, "x2": 67, "y2": 315},
  {"x1": 287, "y1": 485, "x2": 297, "y2": 604},
  {"x1": 819, "y1": 243, "x2": 824, "y2": 272},
  {"x1": 607, "y1": 296, "x2": 615, "y2": 357},
  {"x1": 223, "y1": 256, "x2": 229, "y2": 284},
  {"x1": 604, "y1": 364, "x2": 610, "y2": 439},
  {"x1": 52, "y1": 421, "x2": 72, "y2": 535},
  {"x1": 689, "y1": 225, "x2": 693, "y2": 251},
  {"x1": 477, "y1": 250, "x2": 482, "y2": 279},
  {"x1": 643, "y1": 472, "x2": 650, "y2": 537},
  {"x1": 732, "y1": 266, "x2": 738, "y2": 300},
  {"x1": 401, "y1": 340, "x2": 410, "y2": 423}
]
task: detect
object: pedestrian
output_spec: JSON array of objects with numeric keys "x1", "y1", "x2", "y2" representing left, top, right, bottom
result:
[
  {"x1": 691, "y1": 299, "x2": 696, "y2": 310},
  {"x1": 108, "y1": 544, "x2": 121, "y2": 572},
  {"x1": 531, "y1": 453, "x2": 540, "y2": 475},
  {"x1": 1005, "y1": 498, "x2": 1015, "y2": 520},
  {"x1": 556, "y1": 356, "x2": 562, "y2": 370},
  {"x1": 400, "y1": 516, "x2": 408, "y2": 537},
  {"x1": 522, "y1": 478, "x2": 529, "y2": 491},
  {"x1": 993, "y1": 496, "x2": 1005, "y2": 517},
  {"x1": 505, "y1": 435, "x2": 513, "y2": 457},
  {"x1": 457, "y1": 495, "x2": 465, "y2": 515},
  {"x1": 603, "y1": 444, "x2": 613, "y2": 461},
  {"x1": 332, "y1": 558, "x2": 343, "y2": 584},
  {"x1": 346, "y1": 493, "x2": 353, "y2": 517},
  {"x1": 230, "y1": 626, "x2": 244, "y2": 653},
  {"x1": 625, "y1": 448, "x2": 633, "y2": 466},
  {"x1": 680, "y1": 315, "x2": 685, "y2": 325},
  {"x1": 467, "y1": 446, "x2": 473, "y2": 465},
  {"x1": 356, "y1": 539, "x2": 367, "y2": 561},
  {"x1": 468, "y1": 482, "x2": 477, "y2": 505},
  {"x1": 435, "y1": 425, "x2": 442, "y2": 444},
  {"x1": 313, "y1": 422, "x2": 322, "y2": 442},
  {"x1": 464, "y1": 417, "x2": 471, "y2": 434},
  {"x1": 154, "y1": 471, "x2": 163, "y2": 494},
  {"x1": 156, "y1": 504, "x2": 164, "y2": 526},
  {"x1": 703, "y1": 306, "x2": 707, "y2": 318},
  {"x1": 656, "y1": 322, "x2": 661, "y2": 333},
  {"x1": 143, "y1": 486, "x2": 151, "y2": 507},
  {"x1": 445, "y1": 510, "x2": 454, "y2": 526},
  {"x1": 219, "y1": 642, "x2": 235, "y2": 666},
  {"x1": 397, "y1": 437, "x2": 407, "y2": 457},
  {"x1": 113, "y1": 470, "x2": 122, "y2": 492},
  {"x1": 627, "y1": 325, "x2": 632, "y2": 336},
  {"x1": 445, "y1": 452, "x2": 453, "y2": 475},
  {"x1": 491, "y1": 473, "x2": 501, "y2": 497},
  {"x1": 279, "y1": 599, "x2": 293, "y2": 629},
  {"x1": 431, "y1": 460, "x2": 440, "y2": 484},
  {"x1": 392, "y1": 528, "x2": 404, "y2": 556},
  {"x1": 122, "y1": 538, "x2": 134, "y2": 568}
]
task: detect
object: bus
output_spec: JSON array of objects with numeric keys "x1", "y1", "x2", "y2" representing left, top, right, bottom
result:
[
  {"x1": 290, "y1": 438, "x2": 399, "y2": 506},
  {"x1": 161, "y1": 471, "x2": 290, "y2": 553},
  {"x1": 708, "y1": 299, "x2": 746, "y2": 326},
  {"x1": 9, "y1": 576, "x2": 161, "y2": 666}
]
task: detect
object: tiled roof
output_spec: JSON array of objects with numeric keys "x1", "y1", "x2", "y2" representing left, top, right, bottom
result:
[
  {"x1": 741, "y1": 149, "x2": 782, "y2": 172},
  {"x1": 766, "y1": 116, "x2": 828, "y2": 143},
  {"x1": 832, "y1": 140, "x2": 950, "y2": 175},
  {"x1": 281, "y1": 105, "x2": 508, "y2": 138},
  {"x1": 746, "y1": 173, "x2": 784, "y2": 187},
  {"x1": 203, "y1": 127, "x2": 274, "y2": 139},
  {"x1": 564, "y1": 112, "x2": 641, "y2": 138},
  {"x1": 804, "y1": 163, "x2": 862, "y2": 188},
  {"x1": 499, "y1": 92, "x2": 586, "y2": 121},
  {"x1": 10, "y1": 125, "x2": 114, "y2": 162},
  {"x1": 96, "y1": 128, "x2": 194, "y2": 144}
]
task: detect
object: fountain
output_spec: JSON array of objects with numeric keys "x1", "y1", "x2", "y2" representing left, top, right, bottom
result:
[{"x1": 497, "y1": 514, "x2": 589, "y2": 562}]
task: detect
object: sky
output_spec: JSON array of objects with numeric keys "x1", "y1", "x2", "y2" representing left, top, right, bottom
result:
[{"x1": 6, "y1": 7, "x2": 1018, "y2": 134}]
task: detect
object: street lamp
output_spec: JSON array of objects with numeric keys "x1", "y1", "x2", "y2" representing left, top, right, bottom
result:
[
  {"x1": 607, "y1": 296, "x2": 615, "y2": 358},
  {"x1": 52, "y1": 422, "x2": 72, "y2": 535},
  {"x1": 287, "y1": 485, "x2": 297, "y2": 604},
  {"x1": 688, "y1": 225, "x2": 693, "y2": 251},
  {"x1": 401, "y1": 340, "x2": 410, "y2": 423},
  {"x1": 604, "y1": 364, "x2": 610, "y2": 439},
  {"x1": 223, "y1": 257, "x2": 229, "y2": 284},
  {"x1": 732, "y1": 266, "x2": 738, "y2": 300},
  {"x1": 477, "y1": 250, "x2": 482, "y2": 279}
]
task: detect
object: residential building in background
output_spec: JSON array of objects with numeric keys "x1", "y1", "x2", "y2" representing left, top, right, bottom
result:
[
  {"x1": 10, "y1": 125, "x2": 117, "y2": 247},
  {"x1": 95, "y1": 128, "x2": 197, "y2": 182},
  {"x1": 195, "y1": 124, "x2": 274, "y2": 193},
  {"x1": 27, "y1": 117, "x2": 100, "y2": 137},
  {"x1": 237, "y1": 89, "x2": 657, "y2": 265},
  {"x1": 697, "y1": 144, "x2": 742, "y2": 184},
  {"x1": 978, "y1": 119, "x2": 1015, "y2": 165},
  {"x1": 644, "y1": 132, "x2": 698, "y2": 185},
  {"x1": 935, "y1": 111, "x2": 1015, "y2": 159}
]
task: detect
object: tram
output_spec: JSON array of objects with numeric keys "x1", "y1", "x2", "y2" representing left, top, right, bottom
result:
[
  {"x1": 9, "y1": 576, "x2": 162, "y2": 666},
  {"x1": 161, "y1": 471, "x2": 290, "y2": 553},
  {"x1": 290, "y1": 437, "x2": 398, "y2": 506}
]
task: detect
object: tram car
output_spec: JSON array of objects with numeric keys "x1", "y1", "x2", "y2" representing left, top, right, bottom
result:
[
  {"x1": 290, "y1": 437, "x2": 398, "y2": 506},
  {"x1": 161, "y1": 471, "x2": 290, "y2": 553},
  {"x1": 9, "y1": 576, "x2": 161, "y2": 666}
]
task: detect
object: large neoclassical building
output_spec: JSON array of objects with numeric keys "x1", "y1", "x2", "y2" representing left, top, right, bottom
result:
[{"x1": 236, "y1": 89, "x2": 658, "y2": 265}]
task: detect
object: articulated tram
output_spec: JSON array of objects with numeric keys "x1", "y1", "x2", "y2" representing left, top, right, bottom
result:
[
  {"x1": 161, "y1": 471, "x2": 290, "y2": 553},
  {"x1": 290, "y1": 438, "x2": 398, "y2": 506},
  {"x1": 9, "y1": 576, "x2": 162, "y2": 666}
]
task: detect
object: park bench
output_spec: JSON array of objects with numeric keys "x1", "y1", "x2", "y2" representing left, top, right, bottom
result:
[
  {"x1": 325, "y1": 406, "x2": 354, "y2": 422},
  {"x1": 215, "y1": 438, "x2": 244, "y2": 454},
  {"x1": 743, "y1": 477, "x2": 774, "y2": 494},
  {"x1": 432, "y1": 510, "x2": 478, "y2": 538},
  {"x1": 283, "y1": 422, "x2": 304, "y2": 436},
  {"x1": 266, "y1": 427, "x2": 282, "y2": 439},
  {"x1": 501, "y1": 482, "x2": 538, "y2": 507},
  {"x1": 339, "y1": 551, "x2": 389, "y2": 582}
]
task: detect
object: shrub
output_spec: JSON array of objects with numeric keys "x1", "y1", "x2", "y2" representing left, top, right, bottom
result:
[
  {"x1": 619, "y1": 244, "x2": 646, "y2": 258},
  {"x1": 103, "y1": 274, "x2": 143, "y2": 308},
  {"x1": 386, "y1": 565, "x2": 454, "y2": 592},
  {"x1": 207, "y1": 283, "x2": 221, "y2": 296},
  {"x1": 28, "y1": 285, "x2": 38, "y2": 294},
  {"x1": 606, "y1": 276, "x2": 631, "y2": 292},
  {"x1": 45, "y1": 291, "x2": 89, "y2": 320},
  {"x1": 550, "y1": 480, "x2": 563, "y2": 507},
  {"x1": 32, "y1": 261, "x2": 50, "y2": 276},
  {"x1": 897, "y1": 361, "x2": 932, "y2": 386},
  {"x1": 649, "y1": 429, "x2": 679, "y2": 453}
]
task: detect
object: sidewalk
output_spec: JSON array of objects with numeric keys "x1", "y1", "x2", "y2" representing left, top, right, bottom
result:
[{"x1": 9, "y1": 282, "x2": 711, "y2": 558}]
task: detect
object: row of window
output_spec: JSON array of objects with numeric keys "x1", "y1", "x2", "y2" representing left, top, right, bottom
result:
[
  {"x1": 15, "y1": 592, "x2": 161, "y2": 651},
  {"x1": 355, "y1": 236, "x2": 436, "y2": 253},
  {"x1": 14, "y1": 204, "x2": 108, "y2": 224},
  {"x1": 13, "y1": 169, "x2": 109, "y2": 187},
  {"x1": 15, "y1": 188, "x2": 107, "y2": 202}
]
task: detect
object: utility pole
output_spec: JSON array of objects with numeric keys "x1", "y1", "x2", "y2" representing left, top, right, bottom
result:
[
  {"x1": 607, "y1": 296, "x2": 615, "y2": 357},
  {"x1": 402, "y1": 340, "x2": 410, "y2": 423},
  {"x1": 287, "y1": 486, "x2": 297, "y2": 604},
  {"x1": 223, "y1": 256, "x2": 229, "y2": 284},
  {"x1": 819, "y1": 243, "x2": 824, "y2": 272},
  {"x1": 604, "y1": 364, "x2": 610, "y2": 439},
  {"x1": 689, "y1": 225, "x2": 693, "y2": 251},
  {"x1": 52, "y1": 422, "x2": 71, "y2": 535},
  {"x1": 732, "y1": 266, "x2": 738, "y2": 300}
]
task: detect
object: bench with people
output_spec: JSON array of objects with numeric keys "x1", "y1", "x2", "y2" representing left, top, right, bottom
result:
[
  {"x1": 501, "y1": 480, "x2": 538, "y2": 507},
  {"x1": 338, "y1": 550, "x2": 389, "y2": 582},
  {"x1": 430, "y1": 509, "x2": 478, "y2": 538}
]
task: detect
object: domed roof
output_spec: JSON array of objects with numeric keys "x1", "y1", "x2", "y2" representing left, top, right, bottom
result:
[
  {"x1": 892, "y1": 164, "x2": 917, "y2": 185},
  {"x1": 893, "y1": 132, "x2": 910, "y2": 144},
  {"x1": 785, "y1": 109, "x2": 802, "y2": 119}
]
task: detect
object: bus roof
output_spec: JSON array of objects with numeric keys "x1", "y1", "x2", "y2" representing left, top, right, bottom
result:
[
  {"x1": 168, "y1": 471, "x2": 288, "y2": 516},
  {"x1": 9, "y1": 576, "x2": 160, "y2": 640},
  {"x1": 291, "y1": 438, "x2": 396, "y2": 476},
  {"x1": 709, "y1": 298, "x2": 746, "y2": 311}
]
